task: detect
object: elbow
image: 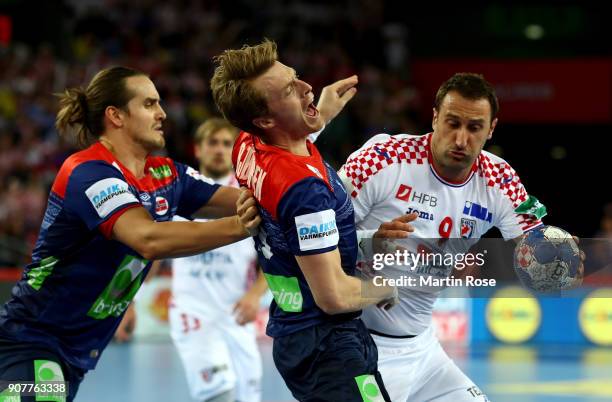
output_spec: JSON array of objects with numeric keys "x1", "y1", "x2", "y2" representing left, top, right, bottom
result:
[
  {"x1": 316, "y1": 294, "x2": 348, "y2": 315},
  {"x1": 132, "y1": 227, "x2": 163, "y2": 261},
  {"x1": 138, "y1": 245, "x2": 160, "y2": 261},
  {"x1": 133, "y1": 240, "x2": 159, "y2": 261}
]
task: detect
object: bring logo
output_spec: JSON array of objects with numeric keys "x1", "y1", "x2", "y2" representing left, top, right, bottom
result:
[{"x1": 87, "y1": 255, "x2": 147, "y2": 320}]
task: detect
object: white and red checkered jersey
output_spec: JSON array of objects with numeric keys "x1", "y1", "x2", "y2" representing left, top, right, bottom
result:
[{"x1": 340, "y1": 133, "x2": 543, "y2": 335}]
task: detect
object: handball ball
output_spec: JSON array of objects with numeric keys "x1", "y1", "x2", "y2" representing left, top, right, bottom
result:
[{"x1": 514, "y1": 225, "x2": 581, "y2": 292}]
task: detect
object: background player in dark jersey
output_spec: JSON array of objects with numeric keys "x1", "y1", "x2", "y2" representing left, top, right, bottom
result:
[
  {"x1": 0, "y1": 66, "x2": 260, "y2": 402},
  {"x1": 211, "y1": 40, "x2": 403, "y2": 402}
]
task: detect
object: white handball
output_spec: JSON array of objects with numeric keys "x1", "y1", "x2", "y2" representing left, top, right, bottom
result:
[{"x1": 514, "y1": 225, "x2": 582, "y2": 292}]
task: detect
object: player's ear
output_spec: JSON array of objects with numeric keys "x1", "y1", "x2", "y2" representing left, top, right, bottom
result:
[
  {"x1": 488, "y1": 117, "x2": 498, "y2": 140},
  {"x1": 253, "y1": 116, "x2": 274, "y2": 131},
  {"x1": 432, "y1": 108, "x2": 438, "y2": 131},
  {"x1": 194, "y1": 142, "x2": 202, "y2": 160},
  {"x1": 105, "y1": 106, "x2": 124, "y2": 128}
]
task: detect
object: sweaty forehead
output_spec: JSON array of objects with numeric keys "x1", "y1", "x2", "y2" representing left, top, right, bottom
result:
[{"x1": 440, "y1": 91, "x2": 491, "y2": 121}]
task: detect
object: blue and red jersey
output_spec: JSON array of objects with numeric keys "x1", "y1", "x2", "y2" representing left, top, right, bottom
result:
[
  {"x1": 232, "y1": 132, "x2": 359, "y2": 337},
  {"x1": 0, "y1": 142, "x2": 219, "y2": 370}
]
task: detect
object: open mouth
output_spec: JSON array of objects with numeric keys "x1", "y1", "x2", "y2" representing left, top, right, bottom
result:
[{"x1": 305, "y1": 102, "x2": 319, "y2": 118}]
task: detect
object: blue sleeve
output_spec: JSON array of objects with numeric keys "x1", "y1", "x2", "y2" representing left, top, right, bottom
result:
[
  {"x1": 174, "y1": 162, "x2": 221, "y2": 218},
  {"x1": 64, "y1": 161, "x2": 141, "y2": 231},
  {"x1": 277, "y1": 177, "x2": 339, "y2": 256}
]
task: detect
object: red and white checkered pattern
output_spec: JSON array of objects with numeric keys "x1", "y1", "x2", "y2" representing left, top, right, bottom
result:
[
  {"x1": 478, "y1": 153, "x2": 528, "y2": 207},
  {"x1": 516, "y1": 243, "x2": 534, "y2": 268},
  {"x1": 343, "y1": 134, "x2": 429, "y2": 197},
  {"x1": 478, "y1": 153, "x2": 540, "y2": 231}
]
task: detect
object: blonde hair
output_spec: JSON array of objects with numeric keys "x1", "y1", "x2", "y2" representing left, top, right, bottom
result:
[
  {"x1": 194, "y1": 118, "x2": 239, "y2": 144},
  {"x1": 210, "y1": 39, "x2": 278, "y2": 136},
  {"x1": 55, "y1": 66, "x2": 145, "y2": 147}
]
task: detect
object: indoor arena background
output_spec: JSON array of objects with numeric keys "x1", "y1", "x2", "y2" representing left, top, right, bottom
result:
[{"x1": 0, "y1": 1, "x2": 611, "y2": 401}]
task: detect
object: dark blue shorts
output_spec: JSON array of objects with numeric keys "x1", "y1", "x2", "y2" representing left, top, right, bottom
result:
[
  {"x1": 273, "y1": 319, "x2": 391, "y2": 402},
  {"x1": 0, "y1": 338, "x2": 84, "y2": 402}
]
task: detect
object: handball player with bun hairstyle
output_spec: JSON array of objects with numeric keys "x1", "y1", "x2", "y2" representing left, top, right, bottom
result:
[{"x1": 0, "y1": 66, "x2": 261, "y2": 401}]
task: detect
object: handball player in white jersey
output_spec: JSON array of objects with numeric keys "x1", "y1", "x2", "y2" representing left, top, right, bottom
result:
[
  {"x1": 170, "y1": 118, "x2": 267, "y2": 402},
  {"x1": 339, "y1": 73, "x2": 575, "y2": 401}
]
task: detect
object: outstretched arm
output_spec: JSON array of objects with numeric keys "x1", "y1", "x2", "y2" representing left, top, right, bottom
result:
[
  {"x1": 193, "y1": 186, "x2": 240, "y2": 218},
  {"x1": 112, "y1": 190, "x2": 261, "y2": 260}
]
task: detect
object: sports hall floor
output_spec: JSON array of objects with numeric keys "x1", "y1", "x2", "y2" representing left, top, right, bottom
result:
[{"x1": 78, "y1": 340, "x2": 612, "y2": 402}]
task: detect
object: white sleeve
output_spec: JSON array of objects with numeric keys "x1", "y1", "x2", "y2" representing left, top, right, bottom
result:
[
  {"x1": 495, "y1": 197, "x2": 527, "y2": 240},
  {"x1": 493, "y1": 179, "x2": 545, "y2": 240}
]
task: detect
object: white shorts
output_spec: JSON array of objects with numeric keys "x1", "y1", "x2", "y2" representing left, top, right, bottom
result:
[
  {"x1": 373, "y1": 325, "x2": 489, "y2": 402},
  {"x1": 169, "y1": 307, "x2": 262, "y2": 402}
]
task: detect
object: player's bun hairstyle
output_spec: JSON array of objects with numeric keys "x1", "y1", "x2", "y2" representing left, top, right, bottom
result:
[
  {"x1": 210, "y1": 39, "x2": 278, "y2": 137},
  {"x1": 55, "y1": 66, "x2": 145, "y2": 147},
  {"x1": 194, "y1": 117, "x2": 239, "y2": 144},
  {"x1": 434, "y1": 73, "x2": 499, "y2": 122}
]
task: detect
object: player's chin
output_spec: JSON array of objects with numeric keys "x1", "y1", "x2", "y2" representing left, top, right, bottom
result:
[
  {"x1": 148, "y1": 135, "x2": 165, "y2": 150},
  {"x1": 209, "y1": 165, "x2": 231, "y2": 177},
  {"x1": 304, "y1": 115, "x2": 324, "y2": 133}
]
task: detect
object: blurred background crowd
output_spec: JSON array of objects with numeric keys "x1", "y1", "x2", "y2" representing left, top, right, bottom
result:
[{"x1": 0, "y1": 0, "x2": 610, "y2": 268}]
